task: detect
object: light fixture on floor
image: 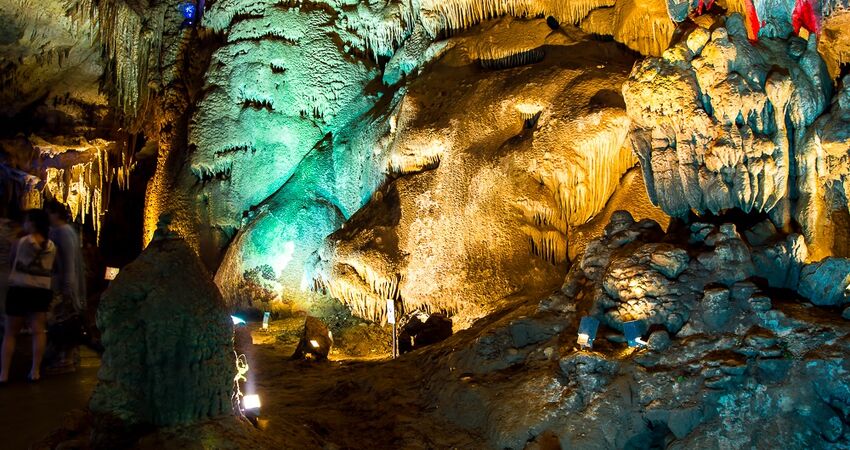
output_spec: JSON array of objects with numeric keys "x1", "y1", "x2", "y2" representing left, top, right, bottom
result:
[
  {"x1": 624, "y1": 320, "x2": 647, "y2": 347},
  {"x1": 242, "y1": 394, "x2": 262, "y2": 421},
  {"x1": 577, "y1": 316, "x2": 600, "y2": 349},
  {"x1": 104, "y1": 267, "x2": 120, "y2": 280}
]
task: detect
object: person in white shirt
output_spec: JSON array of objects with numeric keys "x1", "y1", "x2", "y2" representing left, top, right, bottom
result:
[{"x1": 1, "y1": 209, "x2": 57, "y2": 383}]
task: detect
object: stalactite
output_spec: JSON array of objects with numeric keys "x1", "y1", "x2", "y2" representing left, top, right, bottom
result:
[
  {"x1": 388, "y1": 142, "x2": 444, "y2": 174},
  {"x1": 530, "y1": 118, "x2": 636, "y2": 228},
  {"x1": 417, "y1": 0, "x2": 615, "y2": 37},
  {"x1": 68, "y1": 0, "x2": 165, "y2": 124},
  {"x1": 312, "y1": 260, "x2": 404, "y2": 323},
  {"x1": 478, "y1": 48, "x2": 545, "y2": 69},
  {"x1": 34, "y1": 138, "x2": 132, "y2": 242}
]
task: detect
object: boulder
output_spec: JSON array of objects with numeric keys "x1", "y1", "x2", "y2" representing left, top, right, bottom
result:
[
  {"x1": 701, "y1": 287, "x2": 732, "y2": 331},
  {"x1": 649, "y1": 247, "x2": 689, "y2": 279},
  {"x1": 646, "y1": 330, "x2": 671, "y2": 351},
  {"x1": 799, "y1": 258, "x2": 850, "y2": 306},
  {"x1": 292, "y1": 316, "x2": 334, "y2": 361}
]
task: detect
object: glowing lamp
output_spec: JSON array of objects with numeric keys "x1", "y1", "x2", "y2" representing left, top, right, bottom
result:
[
  {"x1": 309, "y1": 339, "x2": 320, "y2": 349},
  {"x1": 623, "y1": 320, "x2": 646, "y2": 347},
  {"x1": 231, "y1": 315, "x2": 247, "y2": 326},
  {"x1": 242, "y1": 394, "x2": 261, "y2": 411},
  {"x1": 178, "y1": 2, "x2": 197, "y2": 21},
  {"x1": 577, "y1": 316, "x2": 599, "y2": 349},
  {"x1": 104, "y1": 267, "x2": 120, "y2": 281}
]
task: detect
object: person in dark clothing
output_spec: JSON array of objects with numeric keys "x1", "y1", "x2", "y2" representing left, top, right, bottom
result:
[
  {"x1": 1, "y1": 209, "x2": 57, "y2": 382},
  {"x1": 44, "y1": 201, "x2": 86, "y2": 373}
]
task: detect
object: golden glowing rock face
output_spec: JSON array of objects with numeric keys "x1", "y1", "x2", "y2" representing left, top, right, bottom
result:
[
  {"x1": 312, "y1": 24, "x2": 642, "y2": 326},
  {"x1": 22, "y1": 136, "x2": 127, "y2": 241},
  {"x1": 797, "y1": 78, "x2": 850, "y2": 260},
  {"x1": 819, "y1": 11, "x2": 850, "y2": 81}
]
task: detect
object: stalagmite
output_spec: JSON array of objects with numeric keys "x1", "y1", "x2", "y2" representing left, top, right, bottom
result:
[{"x1": 796, "y1": 76, "x2": 850, "y2": 259}]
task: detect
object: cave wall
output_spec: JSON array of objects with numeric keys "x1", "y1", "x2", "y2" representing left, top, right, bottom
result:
[{"x1": 3, "y1": 0, "x2": 850, "y2": 325}]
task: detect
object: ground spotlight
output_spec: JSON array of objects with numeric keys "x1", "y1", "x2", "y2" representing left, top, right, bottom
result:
[
  {"x1": 577, "y1": 316, "x2": 600, "y2": 349},
  {"x1": 623, "y1": 320, "x2": 647, "y2": 347}
]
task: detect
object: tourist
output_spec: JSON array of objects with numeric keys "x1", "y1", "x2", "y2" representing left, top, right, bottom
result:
[
  {"x1": 44, "y1": 201, "x2": 87, "y2": 373},
  {"x1": 0, "y1": 209, "x2": 57, "y2": 383}
]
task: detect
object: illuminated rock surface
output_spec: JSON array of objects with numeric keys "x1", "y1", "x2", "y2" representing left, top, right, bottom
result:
[
  {"x1": 797, "y1": 76, "x2": 850, "y2": 259},
  {"x1": 6, "y1": 1, "x2": 850, "y2": 448},
  {"x1": 624, "y1": 18, "x2": 836, "y2": 247},
  {"x1": 311, "y1": 24, "x2": 642, "y2": 326}
]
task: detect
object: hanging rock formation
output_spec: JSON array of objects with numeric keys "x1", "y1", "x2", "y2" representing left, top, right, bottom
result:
[{"x1": 624, "y1": 17, "x2": 832, "y2": 237}]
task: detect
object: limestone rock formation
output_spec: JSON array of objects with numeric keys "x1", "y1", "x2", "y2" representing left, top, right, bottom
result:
[
  {"x1": 0, "y1": 0, "x2": 104, "y2": 121},
  {"x1": 311, "y1": 24, "x2": 649, "y2": 327},
  {"x1": 797, "y1": 76, "x2": 850, "y2": 259},
  {"x1": 291, "y1": 316, "x2": 334, "y2": 361},
  {"x1": 90, "y1": 233, "x2": 234, "y2": 433},
  {"x1": 819, "y1": 10, "x2": 850, "y2": 80},
  {"x1": 624, "y1": 18, "x2": 832, "y2": 233},
  {"x1": 424, "y1": 212, "x2": 850, "y2": 449},
  {"x1": 189, "y1": 2, "x2": 380, "y2": 230},
  {"x1": 562, "y1": 210, "x2": 846, "y2": 335}
]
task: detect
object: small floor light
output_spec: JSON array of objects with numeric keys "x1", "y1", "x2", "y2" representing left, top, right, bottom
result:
[
  {"x1": 577, "y1": 316, "x2": 600, "y2": 349},
  {"x1": 243, "y1": 394, "x2": 261, "y2": 410},
  {"x1": 623, "y1": 320, "x2": 647, "y2": 347},
  {"x1": 231, "y1": 315, "x2": 247, "y2": 326},
  {"x1": 242, "y1": 394, "x2": 261, "y2": 420}
]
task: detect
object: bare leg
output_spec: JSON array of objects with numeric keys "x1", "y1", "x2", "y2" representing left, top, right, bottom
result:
[
  {"x1": 29, "y1": 312, "x2": 47, "y2": 380},
  {"x1": 1, "y1": 316, "x2": 24, "y2": 382}
]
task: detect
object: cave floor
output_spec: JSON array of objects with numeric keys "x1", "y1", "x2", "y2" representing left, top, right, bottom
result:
[
  {"x1": 0, "y1": 342, "x2": 100, "y2": 450},
  {"x1": 246, "y1": 325, "x2": 485, "y2": 449}
]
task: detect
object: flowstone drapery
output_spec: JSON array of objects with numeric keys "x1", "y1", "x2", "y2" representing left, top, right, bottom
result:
[{"x1": 310, "y1": 23, "x2": 657, "y2": 326}]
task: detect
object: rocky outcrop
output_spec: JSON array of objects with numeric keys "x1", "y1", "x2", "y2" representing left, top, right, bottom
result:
[
  {"x1": 426, "y1": 212, "x2": 850, "y2": 449},
  {"x1": 90, "y1": 231, "x2": 234, "y2": 439},
  {"x1": 310, "y1": 27, "x2": 645, "y2": 327},
  {"x1": 292, "y1": 316, "x2": 334, "y2": 361}
]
